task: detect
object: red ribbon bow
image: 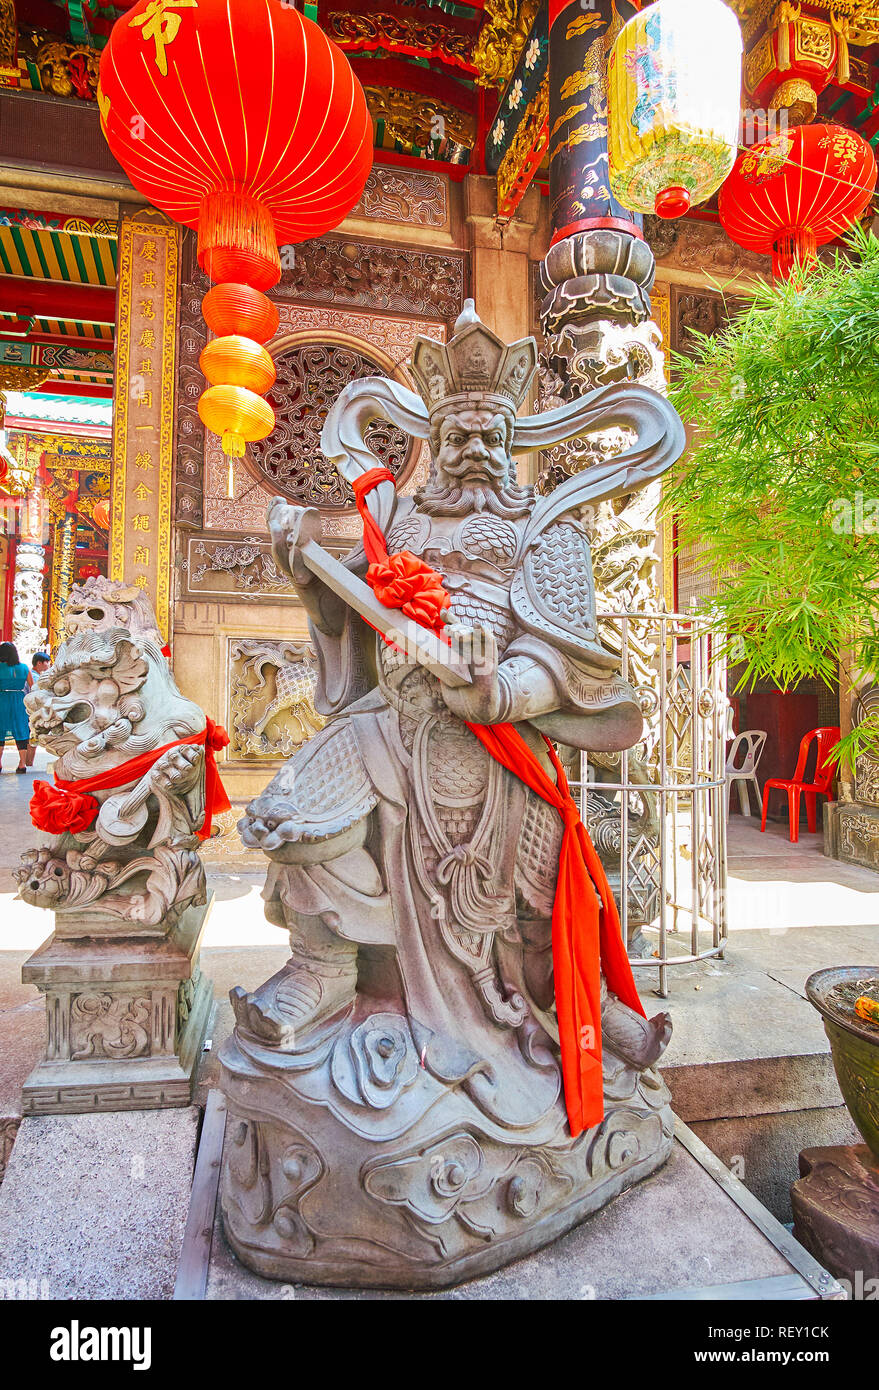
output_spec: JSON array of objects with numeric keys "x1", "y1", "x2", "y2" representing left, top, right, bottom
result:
[
  {"x1": 351, "y1": 465, "x2": 646, "y2": 1138},
  {"x1": 30, "y1": 717, "x2": 232, "y2": 842},
  {"x1": 366, "y1": 550, "x2": 450, "y2": 636}
]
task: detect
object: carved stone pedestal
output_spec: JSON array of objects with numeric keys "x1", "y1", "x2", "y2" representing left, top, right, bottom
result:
[
  {"x1": 825, "y1": 800, "x2": 879, "y2": 872},
  {"x1": 219, "y1": 1016, "x2": 674, "y2": 1291},
  {"x1": 20, "y1": 898, "x2": 214, "y2": 1116},
  {"x1": 792, "y1": 1145, "x2": 879, "y2": 1285}
]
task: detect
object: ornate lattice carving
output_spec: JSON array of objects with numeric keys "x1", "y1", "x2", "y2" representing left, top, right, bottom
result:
[{"x1": 247, "y1": 342, "x2": 415, "y2": 509}]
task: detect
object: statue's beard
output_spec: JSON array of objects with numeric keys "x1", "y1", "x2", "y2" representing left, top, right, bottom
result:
[{"x1": 416, "y1": 464, "x2": 533, "y2": 519}]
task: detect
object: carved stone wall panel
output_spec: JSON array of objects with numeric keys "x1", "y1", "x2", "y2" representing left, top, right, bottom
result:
[
  {"x1": 205, "y1": 308, "x2": 442, "y2": 532},
  {"x1": 644, "y1": 215, "x2": 771, "y2": 281},
  {"x1": 182, "y1": 534, "x2": 298, "y2": 602},
  {"x1": 228, "y1": 637, "x2": 324, "y2": 763},
  {"x1": 273, "y1": 236, "x2": 466, "y2": 322},
  {"x1": 350, "y1": 168, "x2": 449, "y2": 230}
]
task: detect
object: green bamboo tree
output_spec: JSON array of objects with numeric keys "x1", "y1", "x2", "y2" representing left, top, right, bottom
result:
[{"x1": 664, "y1": 226, "x2": 879, "y2": 766}]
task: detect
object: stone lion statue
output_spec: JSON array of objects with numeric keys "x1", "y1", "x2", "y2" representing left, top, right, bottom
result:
[{"x1": 16, "y1": 580, "x2": 226, "y2": 931}]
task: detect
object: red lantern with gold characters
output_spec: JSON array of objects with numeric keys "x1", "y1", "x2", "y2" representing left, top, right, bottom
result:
[
  {"x1": 719, "y1": 123, "x2": 877, "y2": 280},
  {"x1": 92, "y1": 499, "x2": 110, "y2": 531},
  {"x1": 98, "y1": 0, "x2": 373, "y2": 468}
]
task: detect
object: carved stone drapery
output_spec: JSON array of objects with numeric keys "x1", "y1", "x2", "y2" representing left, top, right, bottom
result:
[{"x1": 247, "y1": 342, "x2": 416, "y2": 510}]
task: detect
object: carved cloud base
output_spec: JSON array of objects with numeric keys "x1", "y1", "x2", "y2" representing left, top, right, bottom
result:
[
  {"x1": 20, "y1": 898, "x2": 214, "y2": 1116},
  {"x1": 218, "y1": 1019, "x2": 674, "y2": 1290}
]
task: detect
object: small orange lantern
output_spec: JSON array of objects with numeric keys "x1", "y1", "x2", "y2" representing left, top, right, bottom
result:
[
  {"x1": 198, "y1": 384, "x2": 275, "y2": 458},
  {"x1": 92, "y1": 499, "x2": 110, "y2": 530},
  {"x1": 200, "y1": 337, "x2": 276, "y2": 396},
  {"x1": 203, "y1": 283, "x2": 280, "y2": 345}
]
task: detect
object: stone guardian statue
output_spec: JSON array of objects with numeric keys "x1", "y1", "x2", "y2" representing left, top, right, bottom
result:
[{"x1": 221, "y1": 302, "x2": 686, "y2": 1288}]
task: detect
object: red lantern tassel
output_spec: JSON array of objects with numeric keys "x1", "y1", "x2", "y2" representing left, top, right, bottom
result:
[
  {"x1": 772, "y1": 227, "x2": 817, "y2": 281},
  {"x1": 197, "y1": 188, "x2": 282, "y2": 290}
]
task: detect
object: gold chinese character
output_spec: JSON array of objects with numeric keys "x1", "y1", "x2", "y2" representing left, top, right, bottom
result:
[
  {"x1": 133, "y1": 574, "x2": 150, "y2": 590},
  {"x1": 140, "y1": 300, "x2": 155, "y2": 321},
  {"x1": 132, "y1": 514, "x2": 151, "y2": 533},
  {"x1": 141, "y1": 240, "x2": 158, "y2": 262},
  {"x1": 130, "y1": 0, "x2": 199, "y2": 79},
  {"x1": 139, "y1": 329, "x2": 156, "y2": 350},
  {"x1": 137, "y1": 389, "x2": 153, "y2": 408},
  {"x1": 135, "y1": 452, "x2": 153, "y2": 471},
  {"x1": 133, "y1": 481, "x2": 153, "y2": 500},
  {"x1": 134, "y1": 544, "x2": 150, "y2": 566},
  {"x1": 141, "y1": 269, "x2": 157, "y2": 289},
  {"x1": 139, "y1": 359, "x2": 154, "y2": 376}
]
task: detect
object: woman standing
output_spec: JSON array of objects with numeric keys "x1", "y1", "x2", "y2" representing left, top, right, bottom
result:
[{"x1": 0, "y1": 642, "x2": 33, "y2": 772}]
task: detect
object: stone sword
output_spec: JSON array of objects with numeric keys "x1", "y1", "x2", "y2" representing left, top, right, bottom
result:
[{"x1": 280, "y1": 504, "x2": 473, "y2": 689}]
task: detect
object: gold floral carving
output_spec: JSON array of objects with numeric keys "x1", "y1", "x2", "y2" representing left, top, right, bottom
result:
[
  {"x1": 472, "y1": 0, "x2": 540, "y2": 90},
  {"x1": 33, "y1": 39, "x2": 100, "y2": 99},
  {"x1": 0, "y1": 0, "x2": 16, "y2": 66},
  {"x1": 0, "y1": 365, "x2": 50, "y2": 392},
  {"x1": 498, "y1": 76, "x2": 549, "y2": 214},
  {"x1": 328, "y1": 12, "x2": 473, "y2": 66},
  {"x1": 365, "y1": 86, "x2": 475, "y2": 150}
]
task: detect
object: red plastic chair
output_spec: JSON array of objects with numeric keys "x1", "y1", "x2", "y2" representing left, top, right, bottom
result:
[{"x1": 760, "y1": 726, "x2": 840, "y2": 844}]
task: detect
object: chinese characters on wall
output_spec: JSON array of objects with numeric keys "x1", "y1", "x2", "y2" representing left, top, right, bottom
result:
[{"x1": 110, "y1": 209, "x2": 179, "y2": 639}]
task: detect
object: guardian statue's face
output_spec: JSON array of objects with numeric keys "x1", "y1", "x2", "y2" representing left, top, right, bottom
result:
[
  {"x1": 434, "y1": 409, "x2": 513, "y2": 491},
  {"x1": 417, "y1": 404, "x2": 531, "y2": 518}
]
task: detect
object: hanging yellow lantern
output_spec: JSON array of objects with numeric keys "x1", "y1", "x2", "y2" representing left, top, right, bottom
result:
[
  {"x1": 198, "y1": 384, "x2": 275, "y2": 458},
  {"x1": 608, "y1": 0, "x2": 743, "y2": 219}
]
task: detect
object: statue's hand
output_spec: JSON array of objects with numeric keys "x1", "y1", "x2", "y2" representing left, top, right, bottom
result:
[
  {"x1": 267, "y1": 497, "x2": 320, "y2": 589},
  {"x1": 438, "y1": 625, "x2": 503, "y2": 724}
]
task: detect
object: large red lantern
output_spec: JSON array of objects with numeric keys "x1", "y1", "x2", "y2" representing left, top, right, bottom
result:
[
  {"x1": 719, "y1": 123, "x2": 877, "y2": 280},
  {"x1": 98, "y1": 0, "x2": 373, "y2": 463}
]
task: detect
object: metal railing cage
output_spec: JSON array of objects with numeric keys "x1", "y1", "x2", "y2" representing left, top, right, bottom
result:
[{"x1": 568, "y1": 609, "x2": 728, "y2": 998}]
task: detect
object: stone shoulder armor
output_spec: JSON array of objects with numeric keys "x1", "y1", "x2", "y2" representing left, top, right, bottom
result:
[{"x1": 510, "y1": 518, "x2": 618, "y2": 671}]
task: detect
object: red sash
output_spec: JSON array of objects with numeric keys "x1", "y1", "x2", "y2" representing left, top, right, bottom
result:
[
  {"x1": 351, "y1": 467, "x2": 646, "y2": 1136},
  {"x1": 30, "y1": 717, "x2": 231, "y2": 842}
]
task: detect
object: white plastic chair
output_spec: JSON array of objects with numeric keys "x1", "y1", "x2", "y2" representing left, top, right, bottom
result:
[{"x1": 724, "y1": 730, "x2": 767, "y2": 819}]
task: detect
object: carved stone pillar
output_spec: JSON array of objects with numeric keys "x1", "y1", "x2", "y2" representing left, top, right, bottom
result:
[
  {"x1": 47, "y1": 505, "x2": 76, "y2": 655},
  {"x1": 540, "y1": 0, "x2": 666, "y2": 649},
  {"x1": 13, "y1": 477, "x2": 48, "y2": 666}
]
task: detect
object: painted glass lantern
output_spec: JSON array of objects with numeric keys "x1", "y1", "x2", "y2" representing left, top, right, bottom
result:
[{"x1": 608, "y1": 0, "x2": 743, "y2": 218}]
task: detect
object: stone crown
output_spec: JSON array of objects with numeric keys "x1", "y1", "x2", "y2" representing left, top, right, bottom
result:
[{"x1": 409, "y1": 298, "x2": 538, "y2": 417}]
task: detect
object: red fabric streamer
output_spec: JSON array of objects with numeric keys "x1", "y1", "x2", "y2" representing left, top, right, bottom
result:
[
  {"x1": 31, "y1": 718, "x2": 232, "y2": 842},
  {"x1": 352, "y1": 468, "x2": 646, "y2": 1138}
]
